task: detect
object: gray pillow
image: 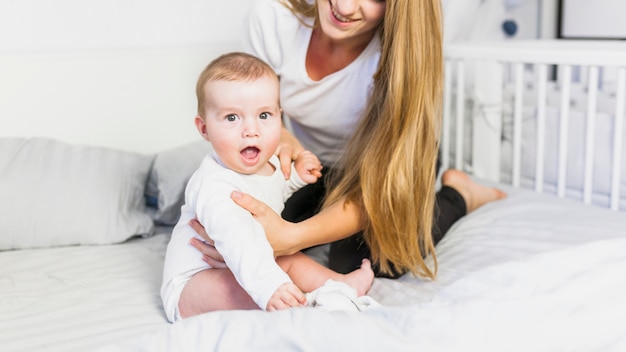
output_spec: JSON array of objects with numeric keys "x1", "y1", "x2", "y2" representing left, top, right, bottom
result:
[
  {"x1": 0, "y1": 138, "x2": 154, "y2": 250},
  {"x1": 145, "y1": 140, "x2": 214, "y2": 225}
]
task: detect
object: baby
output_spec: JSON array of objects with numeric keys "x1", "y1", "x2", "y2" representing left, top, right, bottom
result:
[{"x1": 161, "y1": 52, "x2": 374, "y2": 322}]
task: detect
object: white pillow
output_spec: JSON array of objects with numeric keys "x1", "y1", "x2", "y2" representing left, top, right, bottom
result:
[
  {"x1": 0, "y1": 138, "x2": 154, "y2": 250},
  {"x1": 145, "y1": 140, "x2": 214, "y2": 225}
]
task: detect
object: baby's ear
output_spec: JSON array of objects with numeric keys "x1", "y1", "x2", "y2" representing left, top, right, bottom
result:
[{"x1": 194, "y1": 116, "x2": 210, "y2": 141}]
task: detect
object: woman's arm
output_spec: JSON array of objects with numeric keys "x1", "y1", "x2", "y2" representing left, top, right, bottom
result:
[
  {"x1": 190, "y1": 191, "x2": 364, "y2": 258},
  {"x1": 278, "y1": 197, "x2": 363, "y2": 255}
]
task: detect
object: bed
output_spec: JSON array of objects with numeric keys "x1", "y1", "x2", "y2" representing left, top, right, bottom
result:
[{"x1": 1, "y1": 39, "x2": 626, "y2": 352}]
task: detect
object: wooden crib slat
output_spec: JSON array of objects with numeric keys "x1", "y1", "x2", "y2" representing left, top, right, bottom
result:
[
  {"x1": 512, "y1": 63, "x2": 524, "y2": 187},
  {"x1": 535, "y1": 64, "x2": 548, "y2": 194},
  {"x1": 442, "y1": 59, "x2": 453, "y2": 172},
  {"x1": 610, "y1": 67, "x2": 626, "y2": 211},
  {"x1": 455, "y1": 60, "x2": 466, "y2": 170},
  {"x1": 583, "y1": 66, "x2": 599, "y2": 205},
  {"x1": 557, "y1": 65, "x2": 572, "y2": 198}
]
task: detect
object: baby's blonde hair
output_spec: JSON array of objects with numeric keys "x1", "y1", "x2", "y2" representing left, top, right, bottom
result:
[{"x1": 196, "y1": 52, "x2": 278, "y2": 118}]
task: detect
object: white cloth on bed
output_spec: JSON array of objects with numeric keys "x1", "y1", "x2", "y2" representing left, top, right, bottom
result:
[
  {"x1": 5, "y1": 184, "x2": 626, "y2": 352},
  {"x1": 101, "y1": 236, "x2": 626, "y2": 352},
  {"x1": 161, "y1": 154, "x2": 305, "y2": 321},
  {"x1": 0, "y1": 230, "x2": 172, "y2": 352},
  {"x1": 148, "y1": 186, "x2": 626, "y2": 351},
  {"x1": 305, "y1": 279, "x2": 381, "y2": 312}
]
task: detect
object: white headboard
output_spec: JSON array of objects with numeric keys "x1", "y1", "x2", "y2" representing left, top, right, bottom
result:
[{"x1": 0, "y1": 43, "x2": 241, "y2": 154}]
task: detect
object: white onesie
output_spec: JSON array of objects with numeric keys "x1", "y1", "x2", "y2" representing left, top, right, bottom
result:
[{"x1": 161, "y1": 153, "x2": 306, "y2": 322}]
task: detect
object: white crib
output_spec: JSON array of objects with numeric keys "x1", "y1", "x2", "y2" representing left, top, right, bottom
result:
[{"x1": 443, "y1": 40, "x2": 626, "y2": 211}]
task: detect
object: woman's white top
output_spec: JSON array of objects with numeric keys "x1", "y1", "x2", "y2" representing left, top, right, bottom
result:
[{"x1": 243, "y1": 0, "x2": 381, "y2": 166}]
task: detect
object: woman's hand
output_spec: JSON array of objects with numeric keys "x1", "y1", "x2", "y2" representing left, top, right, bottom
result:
[
  {"x1": 276, "y1": 127, "x2": 305, "y2": 179},
  {"x1": 189, "y1": 191, "x2": 364, "y2": 263},
  {"x1": 188, "y1": 225, "x2": 228, "y2": 269},
  {"x1": 230, "y1": 191, "x2": 300, "y2": 257},
  {"x1": 188, "y1": 191, "x2": 301, "y2": 260}
]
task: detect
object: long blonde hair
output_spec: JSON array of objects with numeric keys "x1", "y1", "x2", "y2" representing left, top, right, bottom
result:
[{"x1": 283, "y1": 0, "x2": 444, "y2": 278}]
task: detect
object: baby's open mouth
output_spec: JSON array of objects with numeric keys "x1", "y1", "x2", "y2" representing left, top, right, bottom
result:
[{"x1": 241, "y1": 146, "x2": 260, "y2": 161}]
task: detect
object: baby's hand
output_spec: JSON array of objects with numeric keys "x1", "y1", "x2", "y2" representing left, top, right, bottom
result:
[
  {"x1": 266, "y1": 282, "x2": 307, "y2": 311},
  {"x1": 294, "y1": 150, "x2": 322, "y2": 184}
]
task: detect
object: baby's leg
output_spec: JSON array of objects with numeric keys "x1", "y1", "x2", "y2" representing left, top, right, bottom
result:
[
  {"x1": 276, "y1": 252, "x2": 374, "y2": 296},
  {"x1": 178, "y1": 268, "x2": 258, "y2": 318}
]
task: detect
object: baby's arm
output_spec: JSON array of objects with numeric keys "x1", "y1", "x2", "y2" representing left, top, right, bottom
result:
[
  {"x1": 266, "y1": 282, "x2": 307, "y2": 311},
  {"x1": 196, "y1": 171, "x2": 293, "y2": 311},
  {"x1": 282, "y1": 151, "x2": 322, "y2": 201},
  {"x1": 293, "y1": 150, "x2": 322, "y2": 184}
]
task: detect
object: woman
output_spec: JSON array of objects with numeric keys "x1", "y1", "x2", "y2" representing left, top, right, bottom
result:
[{"x1": 183, "y1": 0, "x2": 504, "y2": 316}]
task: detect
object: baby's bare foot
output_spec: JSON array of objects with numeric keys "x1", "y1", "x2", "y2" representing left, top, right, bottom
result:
[
  {"x1": 442, "y1": 169, "x2": 506, "y2": 213},
  {"x1": 340, "y1": 259, "x2": 375, "y2": 296}
]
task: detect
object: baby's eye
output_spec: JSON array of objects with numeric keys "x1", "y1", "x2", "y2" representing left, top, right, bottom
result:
[
  {"x1": 226, "y1": 114, "x2": 238, "y2": 122},
  {"x1": 259, "y1": 112, "x2": 270, "y2": 120}
]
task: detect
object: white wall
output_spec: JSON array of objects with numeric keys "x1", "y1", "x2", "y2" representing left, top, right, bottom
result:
[
  {"x1": 560, "y1": 0, "x2": 626, "y2": 38},
  {"x1": 442, "y1": 0, "x2": 626, "y2": 44},
  {"x1": 443, "y1": 0, "x2": 542, "y2": 43},
  {"x1": 0, "y1": 1, "x2": 253, "y2": 153},
  {"x1": 0, "y1": 0, "x2": 253, "y2": 53}
]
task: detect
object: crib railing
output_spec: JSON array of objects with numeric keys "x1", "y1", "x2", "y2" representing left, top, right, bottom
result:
[{"x1": 443, "y1": 40, "x2": 626, "y2": 211}]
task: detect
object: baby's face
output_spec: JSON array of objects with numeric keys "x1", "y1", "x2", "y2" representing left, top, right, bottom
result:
[{"x1": 201, "y1": 76, "x2": 281, "y2": 175}]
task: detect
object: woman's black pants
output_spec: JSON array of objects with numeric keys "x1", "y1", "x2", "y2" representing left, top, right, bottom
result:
[{"x1": 281, "y1": 165, "x2": 466, "y2": 279}]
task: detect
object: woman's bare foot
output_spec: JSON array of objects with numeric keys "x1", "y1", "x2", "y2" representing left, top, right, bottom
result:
[
  {"x1": 341, "y1": 259, "x2": 375, "y2": 296},
  {"x1": 442, "y1": 169, "x2": 506, "y2": 213}
]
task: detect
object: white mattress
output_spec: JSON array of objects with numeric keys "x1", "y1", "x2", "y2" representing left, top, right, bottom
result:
[
  {"x1": 0, "y1": 227, "x2": 172, "y2": 352},
  {"x1": 2, "y1": 185, "x2": 626, "y2": 351}
]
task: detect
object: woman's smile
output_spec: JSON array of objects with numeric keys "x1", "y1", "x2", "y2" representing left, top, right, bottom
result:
[{"x1": 330, "y1": 0, "x2": 358, "y2": 23}]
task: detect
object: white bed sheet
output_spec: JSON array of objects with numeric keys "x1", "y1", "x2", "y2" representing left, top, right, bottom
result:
[
  {"x1": 0, "y1": 227, "x2": 172, "y2": 352},
  {"x1": 3, "y1": 185, "x2": 626, "y2": 351},
  {"x1": 106, "y1": 238, "x2": 626, "y2": 352},
  {"x1": 106, "y1": 185, "x2": 626, "y2": 352}
]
